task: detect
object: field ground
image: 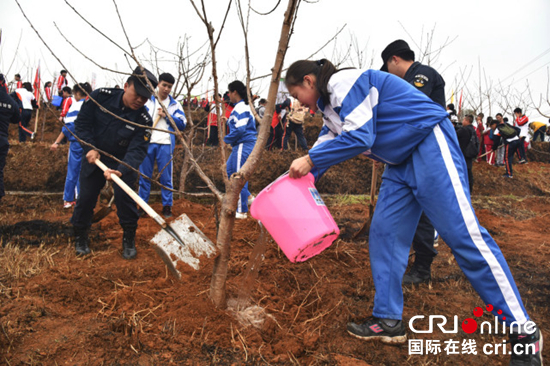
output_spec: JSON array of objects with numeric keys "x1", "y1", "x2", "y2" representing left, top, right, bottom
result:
[{"x1": 1, "y1": 110, "x2": 550, "y2": 365}]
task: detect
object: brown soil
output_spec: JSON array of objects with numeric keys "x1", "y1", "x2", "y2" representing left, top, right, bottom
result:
[{"x1": 1, "y1": 109, "x2": 550, "y2": 365}]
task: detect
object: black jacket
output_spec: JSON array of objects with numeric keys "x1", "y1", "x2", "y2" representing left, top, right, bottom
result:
[
  {"x1": 457, "y1": 124, "x2": 476, "y2": 156},
  {"x1": 0, "y1": 87, "x2": 21, "y2": 139},
  {"x1": 75, "y1": 88, "x2": 152, "y2": 176}
]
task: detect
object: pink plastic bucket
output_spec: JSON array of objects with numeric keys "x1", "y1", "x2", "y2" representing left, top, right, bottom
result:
[{"x1": 250, "y1": 173, "x2": 340, "y2": 262}]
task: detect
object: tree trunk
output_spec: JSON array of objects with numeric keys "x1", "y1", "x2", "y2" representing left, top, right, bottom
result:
[{"x1": 209, "y1": 0, "x2": 299, "y2": 308}]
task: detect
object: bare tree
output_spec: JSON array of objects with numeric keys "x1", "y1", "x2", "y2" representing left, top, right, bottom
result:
[
  {"x1": 189, "y1": 0, "x2": 301, "y2": 307},
  {"x1": 399, "y1": 22, "x2": 457, "y2": 71},
  {"x1": 527, "y1": 67, "x2": 550, "y2": 119}
]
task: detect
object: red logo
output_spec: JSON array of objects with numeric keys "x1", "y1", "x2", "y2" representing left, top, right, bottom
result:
[
  {"x1": 370, "y1": 324, "x2": 383, "y2": 333},
  {"x1": 460, "y1": 304, "x2": 506, "y2": 334}
]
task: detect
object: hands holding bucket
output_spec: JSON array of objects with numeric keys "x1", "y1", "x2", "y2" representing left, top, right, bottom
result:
[{"x1": 289, "y1": 155, "x2": 314, "y2": 179}]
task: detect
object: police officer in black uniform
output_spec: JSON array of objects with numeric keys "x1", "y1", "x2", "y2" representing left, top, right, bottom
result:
[
  {"x1": 71, "y1": 67, "x2": 157, "y2": 259},
  {"x1": 381, "y1": 40, "x2": 446, "y2": 285},
  {"x1": 0, "y1": 74, "x2": 21, "y2": 203}
]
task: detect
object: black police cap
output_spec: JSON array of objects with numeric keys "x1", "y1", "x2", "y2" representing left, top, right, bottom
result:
[
  {"x1": 130, "y1": 66, "x2": 158, "y2": 98},
  {"x1": 380, "y1": 40, "x2": 415, "y2": 72}
]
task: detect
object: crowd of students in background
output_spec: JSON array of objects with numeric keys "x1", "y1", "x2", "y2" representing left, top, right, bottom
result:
[
  {"x1": 447, "y1": 104, "x2": 550, "y2": 180},
  {"x1": 5, "y1": 69, "x2": 550, "y2": 191},
  {"x1": 203, "y1": 92, "x2": 313, "y2": 151}
]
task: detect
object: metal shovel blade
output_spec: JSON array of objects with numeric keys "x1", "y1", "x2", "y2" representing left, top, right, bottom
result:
[
  {"x1": 92, "y1": 195, "x2": 115, "y2": 223},
  {"x1": 150, "y1": 214, "x2": 217, "y2": 279}
]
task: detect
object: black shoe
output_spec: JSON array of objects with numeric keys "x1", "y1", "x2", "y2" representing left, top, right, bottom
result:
[
  {"x1": 403, "y1": 265, "x2": 431, "y2": 285},
  {"x1": 162, "y1": 206, "x2": 172, "y2": 218},
  {"x1": 347, "y1": 317, "x2": 406, "y2": 344},
  {"x1": 509, "y1": 325, "x2": 543, "y2": 365},
  {"x1": 74, "y1": 226, "x2": 91, "y2": 256},
  {"x1": 137, "y1": 207, "x2": 145, "y2": 217},
  {"x1": 122, "y1": 225, "x2": 137, "y2": 260}
]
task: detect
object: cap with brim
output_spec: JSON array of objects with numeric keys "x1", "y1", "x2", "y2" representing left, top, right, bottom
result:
[
  {"x1": 130, "y1": 66, "x2": 158, "y2": 98},
  {"x1": 380, "y1": 39, "x2": 415, "y2": 72}
]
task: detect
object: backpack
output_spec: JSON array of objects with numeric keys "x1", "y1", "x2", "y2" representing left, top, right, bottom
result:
[
  {"x1": 497, "y1": 123, "x2": 519, "y2": 139},
  {"x1": 464, "y1": 126, "x2": 480, "y2": 159}
]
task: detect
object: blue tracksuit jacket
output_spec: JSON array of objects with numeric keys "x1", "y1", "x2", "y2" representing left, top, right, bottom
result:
[{"x1": 224, "y1": 100, "x2": 257, "y2": 213}]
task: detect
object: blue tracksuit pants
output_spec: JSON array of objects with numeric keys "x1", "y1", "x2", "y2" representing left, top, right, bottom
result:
[
  {"x1": 369, "y1": 122, "x2": 529, "y2": 325},
  {"x1": 63, "y1": 142, "x2": 82, "y2": 202},
  {"x1": 138, "y1": 143, "x2": 173, "y2": 207},
  {"x1": 227, "y1": 141, "x2": 254, "y2": 213}
]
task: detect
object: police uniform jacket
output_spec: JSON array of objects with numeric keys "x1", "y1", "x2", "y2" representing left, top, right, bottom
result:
[
  {"x1": 0, "y1": 87, "x2": 20, "y2": 139},
  {"x1": 403, "y1": 62, "x2": 446, "y2": 108},
  {"x1": 75, "y1": 88, "x2": 152, "y2": 176}
]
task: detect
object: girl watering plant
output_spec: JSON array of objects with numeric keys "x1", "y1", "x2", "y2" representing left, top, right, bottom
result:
[{"x1": 285, "y1": 59, "x2": 541, "y2": 365}]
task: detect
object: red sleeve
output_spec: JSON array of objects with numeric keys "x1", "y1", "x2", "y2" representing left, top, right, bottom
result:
[
  {"x1": 224, "y1": 104, "x2": 233, "y2": 118},
  {"x1": 60, "y1": 98, "x2": 72, "y2": 117},
  {"x1": 271, "y1": 111, "x2": 279, "y2": 128},
  {"x1": 57, "y1": 76, "x2": 65, "y2": 91}
]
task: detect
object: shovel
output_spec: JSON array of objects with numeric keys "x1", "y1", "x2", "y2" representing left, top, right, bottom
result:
[
  {"x1": 92, "y1": 194, "x2": 115, "y2": 223},
  {"x1": 94, "y1": 158, "x2": 217, "y2": 279}
]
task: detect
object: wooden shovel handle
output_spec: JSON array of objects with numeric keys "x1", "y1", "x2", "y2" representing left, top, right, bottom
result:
[
  {"x1": 152, "y1": 114, "x2": 162, "y2": 129},
  {"x1": 94, "y1": 159, "x2": 165, "y2": 226}
]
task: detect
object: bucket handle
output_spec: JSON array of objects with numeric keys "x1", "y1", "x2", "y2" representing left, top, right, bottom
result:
[{"x1": 264, "y1": 170, "x2": 289, "y2": 192}]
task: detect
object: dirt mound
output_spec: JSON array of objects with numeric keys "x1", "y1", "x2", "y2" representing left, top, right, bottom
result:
[
  {"x1": 10, "y1": 107, "x2": 548, "y2": 197},
  {"x1": 6, "y1": 141, "x2": 550, "y2": 199}
]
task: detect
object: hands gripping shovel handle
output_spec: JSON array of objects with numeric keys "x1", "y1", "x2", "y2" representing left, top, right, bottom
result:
[{"x1": 94, "y1": 159, "x2": 167, "y2": 227}]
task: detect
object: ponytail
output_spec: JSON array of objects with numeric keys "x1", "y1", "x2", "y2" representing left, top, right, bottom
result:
[{"x1": 285, "y1": 59, "x2": 337, "y2": 104}]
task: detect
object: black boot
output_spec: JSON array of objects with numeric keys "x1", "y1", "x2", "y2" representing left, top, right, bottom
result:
[
  {"x1": 403, "y1": 257, "x2": 432, "y2": 285},
  {"x1": 74, "y1": 226, "x2": 91, "y2": 256},
  {"x1": 403, "y1": 265, "x2": 431, "y2": 285},
  {"x1": 122, "y1": 224, "x2": 137, "y2": 260},
  {"x1": 162, "y1": 206, "x2": 172, "y2": 218}
]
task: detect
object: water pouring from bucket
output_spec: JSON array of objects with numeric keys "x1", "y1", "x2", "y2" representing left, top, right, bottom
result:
[{"x1": 250, "y1": 172, "x2": 339, "y2": 262}]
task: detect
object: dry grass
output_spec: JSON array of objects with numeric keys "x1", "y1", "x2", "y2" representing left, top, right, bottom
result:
[{"x1": 0, "y1": 244, "x2": 59, "y2": 283}]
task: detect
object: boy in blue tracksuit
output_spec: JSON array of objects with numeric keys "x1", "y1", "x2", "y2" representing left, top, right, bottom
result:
[
  {"x1": 51, "y1": 82, "x2": 93, "y2": 208},
  {"x1": 138, "y1": 73, "x2": 186, "y2": 218},
  {"x1": 223, "y1": 80, "x2": 257, "y2": 219},
  {"x1": 285, "y1": 59, "x2": 541, "y2": 366}
]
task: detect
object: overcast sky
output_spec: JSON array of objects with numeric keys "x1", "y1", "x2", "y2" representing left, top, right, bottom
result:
[{"x1": 1, "y1": 0, "x2": 549, "y2": 121}]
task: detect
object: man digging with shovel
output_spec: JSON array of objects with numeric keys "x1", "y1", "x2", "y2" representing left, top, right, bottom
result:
[{"x1": 70, "y1": 67, "x2": 157, "y2": 259}]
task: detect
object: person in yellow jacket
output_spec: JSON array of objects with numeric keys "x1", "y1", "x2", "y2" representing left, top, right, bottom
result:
[{"x1": 529, "y1": 121, "x2": 547, "y2": 142}]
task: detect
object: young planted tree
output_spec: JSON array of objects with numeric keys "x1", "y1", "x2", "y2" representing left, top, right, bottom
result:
[{"x1": 190, "y1": 0, "x2": 302, "y2": 308}]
